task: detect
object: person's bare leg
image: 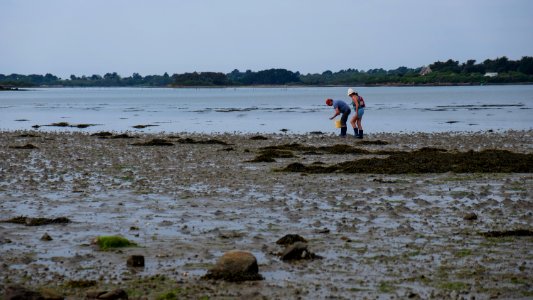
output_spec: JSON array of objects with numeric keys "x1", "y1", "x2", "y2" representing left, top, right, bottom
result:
[
  {"x1": 357, "y1": 119, "x2": 363, "y2": 138},
  {"x1": 350, "y1": 116, "x2": 358, "y2": 136}
]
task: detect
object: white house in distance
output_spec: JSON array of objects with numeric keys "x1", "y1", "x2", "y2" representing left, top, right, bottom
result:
[
  {"x1": 484, "y1": 72, "x2": 498, "y2": 77},
  {"x1": 419, "y1": 66, "x2": 432, "y2": 76}
]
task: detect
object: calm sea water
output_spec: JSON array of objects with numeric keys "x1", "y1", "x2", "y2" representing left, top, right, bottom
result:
[{"x1": 1, "y1": 86, "x2": 532, "y2": 134}]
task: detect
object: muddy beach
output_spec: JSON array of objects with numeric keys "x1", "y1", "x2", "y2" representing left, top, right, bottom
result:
[{"x1": 1, "y1": 130, "x2": 532, "y2": 299}]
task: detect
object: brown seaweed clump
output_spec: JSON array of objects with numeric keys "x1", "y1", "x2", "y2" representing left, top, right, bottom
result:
[
  {"x1": 250, "y1": 135, "x2": 268, "y2": 140},
  {"x1": 44, "y1": 122, "x2": 96, "y2": 128},
  {"x1": 9, "y1": 144, "x2": 39, "y2": 149},
  {"x1": 132, "y1": 124, "x2": 159, "y2": 129},
  {"x1": 279, "y1": 149, "x2": 533, "y2": 174},
  {"x1": 2, "y1": 216, "x2": 70, "y2": 226},
  {"x1": 176, "y1": 137, "x2": 229, "y2": 145},
  {"x1": 92, "y1": 132, "x2": 137, "y2": 139},
  {"x1": 262, "y1": 143, "x2": 370, "y2": 155},
  {"x1": 248, "y1": 149, "x2": 295, "y2": 163},
  {"x1": 91, "y1": 131, "x2": 114, "y2": 138},
  {"x1": 132, "y1": 139, "x2": 174, "y2": 146},
  {"x1": 481, "y1": 229, "x2": 533, "y2": 238},
  {"x1": 357, "y1": 140, "x2": 389, "y2": 145}
]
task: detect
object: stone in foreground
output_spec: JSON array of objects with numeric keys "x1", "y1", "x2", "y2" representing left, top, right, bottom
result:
[
  {"x1": 203, "y1": 250, "x2": 263, "y2": 282},
  {"x1": 86, "y1": 289, "x2": 128, "y2": 299},
  {"x1": 126, "y1": 255, "x2": 145, "y2": 267}
]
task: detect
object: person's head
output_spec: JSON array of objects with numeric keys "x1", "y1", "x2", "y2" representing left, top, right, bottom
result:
[
  {"x1": 326, "y1": 98, "x2": 333, "y2": 106},
  {"x1": 347, "y1": 88, "x2": 358, "y2": 98}
]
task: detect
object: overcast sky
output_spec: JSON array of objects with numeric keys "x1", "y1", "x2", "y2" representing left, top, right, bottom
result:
[{"x1": 1, "y1": 0, "x2": 532, "y2": 77}]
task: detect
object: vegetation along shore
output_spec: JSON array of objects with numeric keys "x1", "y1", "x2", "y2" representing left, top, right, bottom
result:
[{"x1": 1, "y1": 56, "x2": 533, "y2": 88}]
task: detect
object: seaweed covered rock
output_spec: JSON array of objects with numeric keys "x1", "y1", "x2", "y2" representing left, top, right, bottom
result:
[
  {"x1": 276, "y1": 234, "x2": 307, "y2": 245},
  {"x1": 203, "y1": 250, "x2": 263, "y2": 282},
  {"x1": 280, "y1": 242, "x2": 322, "y2": 261}
]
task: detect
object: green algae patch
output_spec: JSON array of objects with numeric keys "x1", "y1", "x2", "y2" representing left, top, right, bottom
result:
[
  {"x1": 279, "y1": 149, "x2": 533, "y2": 174},
  {"x1": 94, "y1": 235, "x2": 137, "y2": 250}
]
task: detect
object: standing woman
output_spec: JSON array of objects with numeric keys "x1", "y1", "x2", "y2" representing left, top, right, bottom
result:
[{"x1": 348, "y1": 88, "x2": 365, "y2": 139}]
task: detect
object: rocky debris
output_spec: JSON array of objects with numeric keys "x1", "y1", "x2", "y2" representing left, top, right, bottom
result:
[
  {"x1": 9, "y1": 143, "x2": 39, "y2": 149},
  {"x1": 131, "y1": 138, "x2": 173, "y2": 146},
  {"x1": 41, "y1": 233, "x2": 53, "y2": 241},
  {"x1": 463, "y1": 212, "x2": 478, "y2": 221},
  {"x1": 127, "y1": 255, "x2": 145, "y2": 267},
  {"x1": 280, "y1": 242, "x2": 322, "y2": 261},
  {"x1": 2, "y1": 216, "x2": 70, "y2": 226},
  {"x1": 203, "y1": 250, "x2": 263, "y2": 282},
  {"x1": 481, "y1": 229, "x2": 533, "y2": 238},
  {"x1": 276, "y1": 234, "x2": 307, "y2": 245},
  {"x1": 3, "y1": 285, "x2": 63, "y2": 300},
  {"x1": 86, "y1": 289, "x2": 128, "y2": 299}
]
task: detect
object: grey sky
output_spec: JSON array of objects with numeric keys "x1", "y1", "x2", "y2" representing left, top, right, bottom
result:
[{"x1": 1, "y1": 0, "x2": 532, "y2": 77}]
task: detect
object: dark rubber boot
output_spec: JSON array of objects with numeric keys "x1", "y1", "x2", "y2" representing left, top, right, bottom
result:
[
  {"x1": 340, "y1": 127, "x2": 347, "y2": 137},
  {"x1": 358, "y1": 130, "x2": 364, "y2": 139},
  {"x1": 354, "y1": 128, "x2": 359, "y2": 137}
]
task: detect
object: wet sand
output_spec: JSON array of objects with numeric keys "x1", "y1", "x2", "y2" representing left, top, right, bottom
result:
[{"x1": 1, "y1": 130, "x2": 532, "y2": 299}]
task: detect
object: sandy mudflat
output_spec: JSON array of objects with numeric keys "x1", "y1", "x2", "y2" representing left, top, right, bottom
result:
[{"x1": 0, "y1": 130, "x2": 532, "y2": 299}]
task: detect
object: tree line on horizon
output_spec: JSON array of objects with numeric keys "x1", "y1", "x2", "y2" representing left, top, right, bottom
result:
[{"x1": 1, "y1": 56, "x2": 532, "y2": 88}]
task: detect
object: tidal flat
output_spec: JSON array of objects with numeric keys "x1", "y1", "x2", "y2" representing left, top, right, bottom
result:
[{"x1": 0, "y1": 130, "x2": 532, "y2": 299}]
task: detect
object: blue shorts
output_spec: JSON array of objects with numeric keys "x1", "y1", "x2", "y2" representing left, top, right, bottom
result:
[{"x1": 354, "y1": 107, "x2": 364, "y2": 119}]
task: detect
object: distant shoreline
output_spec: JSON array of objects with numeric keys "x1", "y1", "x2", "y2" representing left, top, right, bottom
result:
[{"x1": 4, "y1": 82, "x2": 533, "y2": 89}]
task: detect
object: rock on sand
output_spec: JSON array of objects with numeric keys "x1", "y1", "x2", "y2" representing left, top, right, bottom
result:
[{"x1": 203, "y1": 250, "x2": 263, "y2": 282}]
